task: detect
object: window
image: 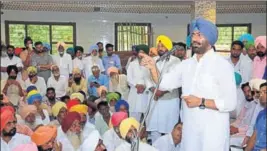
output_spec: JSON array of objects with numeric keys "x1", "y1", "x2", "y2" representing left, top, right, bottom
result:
[
  {"x1": 115, "y1": 23, "x2": 151, "y2": 51},
  {"x1": 187, "y1": 23, "x2": 251, "y2": 56},
  {"x1": 5, "y1": 21, "x2": 76, "y2": 54},
  {"x1": 215, "y1": 24, "x2": 251, "y2": 51}
]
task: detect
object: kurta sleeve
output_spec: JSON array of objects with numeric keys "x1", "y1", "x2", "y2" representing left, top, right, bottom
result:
[
  {"x1": 115, "y1": 55, "x2": 122, "y2": 70},
  {"x1": 68, "y1": 55, "x2": 73, "y2": 75},
  {"x1": 102, "y1": 75, "x2": 109, "y2": 89},
  {"x1": 126, "y1": 63, "x2": 135, "y2": 87},
  {"x1": 214, "y1": 62, "x2": 237, "y2": 112},
  {"x1": 81, "y1": 79, "x2": 88, "y2": 95}
]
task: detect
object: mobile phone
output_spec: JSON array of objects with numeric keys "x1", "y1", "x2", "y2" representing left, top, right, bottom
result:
[{"x1": 93, "y1": 81, "x2": 99, "y2": 85}]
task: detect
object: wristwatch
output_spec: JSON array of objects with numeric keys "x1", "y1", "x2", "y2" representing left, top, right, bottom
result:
[{"x1": 199, "y1": 98, "x2": 206, "y2": 109}]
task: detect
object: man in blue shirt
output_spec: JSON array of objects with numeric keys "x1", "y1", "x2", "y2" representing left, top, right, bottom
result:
[
  {"x1": 102, "y1": 44, "x2": 122, "y2": 73},
  {"x1": 246, "y1": 82, "x2": 267, "y2": 151},
  {"x1": 88, "y1": 65, "x2": 109, "y2": 97}
]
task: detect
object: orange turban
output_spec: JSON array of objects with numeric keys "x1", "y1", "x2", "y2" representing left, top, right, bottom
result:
[
  {"x1": 69, "y1": 104, "x2": 88, "y2": 115},
  {"x1": 97, "y1": 86, "x2": 108, "y2": 96},
  {"x1": 31, "y1": 125, "x2": 57, "y2": 146},
  {"x1": 18, "y1": 105, "x2": 37, "y2": 120},
  {"x1": 107, "y1": 67, "x2": 119, "y2": 76},
  {"x1": 1, "y1": 110, "x2": 15, "y2": 131}
]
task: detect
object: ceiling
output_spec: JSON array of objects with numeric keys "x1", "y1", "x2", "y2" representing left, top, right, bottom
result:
[{"x1": 1, "y1": 1, "x2": 266, "y2": 14}]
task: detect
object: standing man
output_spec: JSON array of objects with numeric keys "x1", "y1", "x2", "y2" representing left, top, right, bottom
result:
[
  {"x1": 227, "y1": 40, "x2": 252, "y2": 83},
  {"x1": 83, "y1": 45, "x2": 105, "y2": 80},
  {"x1": 30, "y1": 42, "x2": 54, "y2": 83},
  {"x1": 97, "y1": 42, "x2": 107, "y2": 59},
  {"x1": 127, "y1": 45, "x2": 150, "y2": 122},
  {"x1": 1, "y1": 45, "x2": 23, "y2": 80},
  {"x1": 102, "y1": 44, "x2": 122, "y2": 73},
  {"x1": 173, "y1": 42, "x2": 187, "y2": 61},
  {"x1": 139, "y1": 18, "x2": 237, "y2": 151},
  {"x1": 146, "y1": 35, "x2": 181, "y2": 143},
  {"x1": 72, "y1": 46, "x2": 85, "y2": 73},
  {"x1": 52, "y1": 42, "x2": 73, "y2": 79},
  {"x1": 252, "y1": 36, "x2": 266, "y2": 79}
]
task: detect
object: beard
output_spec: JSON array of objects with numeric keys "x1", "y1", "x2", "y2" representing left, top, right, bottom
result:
[
  {"x1": 66, "y1": 130, "x2": 82, "y2": 150},
  {"x1": 192, "y1": 41, "x2": 209, "y2": 54},
  {"x1": 2, "y1": 127, "x2": 16, "y2": 137},
  {"x1": 246, "y1": 97, "x2": 254, "y2": 102},
  {"x1": 25, "y1": 121, "x2": 38, "y2": 130},
  {"x1": 74, "y1": 77, "x2": 81, "y2": 85},
  {"x1": 111, "y1": 74, "x2": 119, "y2": 88},
  {"x1": 37, "y1": 146, "x2": 53, "y2": 151},
  {"x1": 256, "y1": 51, "x2": 266, "y2": 57},
  {"x1": 91, "y1": 55, "x2": 99, "y2": 63}
]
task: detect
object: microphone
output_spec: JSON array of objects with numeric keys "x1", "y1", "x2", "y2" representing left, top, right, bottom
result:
[{"x1": 156, "y1": 48, "x2": 176, "y2": 63}]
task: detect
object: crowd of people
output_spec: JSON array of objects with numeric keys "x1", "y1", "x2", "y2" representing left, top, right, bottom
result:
[{"x1": 0, "y1": 17, "x2": 266, "y2": 151}]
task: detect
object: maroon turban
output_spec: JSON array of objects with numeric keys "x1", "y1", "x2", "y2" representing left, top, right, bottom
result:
[{"x1": 61, "y1": 112, "x2": 81, "y2": 133}]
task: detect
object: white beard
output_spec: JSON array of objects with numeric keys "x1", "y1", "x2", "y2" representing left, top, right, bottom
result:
[
  {"x1": 110, "y1": 74, "x2": 119, "y2": 88},
  {"x1": 66, "y1": 131, "x2": 82, "y2": 150},
  {"x1": 91, "y1": 55, "x2": 99, "y2": 64}
]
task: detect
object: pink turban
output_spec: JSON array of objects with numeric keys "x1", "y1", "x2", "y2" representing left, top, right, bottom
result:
[
  {"x1": 111, "y1": 112, "x2": 128, "y2": 127},
  {"x1": 18, "y1": 105, "x2": 37, "y2": 120},
  {"x1": 97, "y1": 86, "x2": 108, "y2": 96},
  {"x1": 12, "y1": 142, "x2": 38, "y2": 151},
  {"x1": 107, "y1": 67, "x2": 119, "y2": 76},
  {"x1": 255, "y1": 36, "x2": 266, "y2": 48}
]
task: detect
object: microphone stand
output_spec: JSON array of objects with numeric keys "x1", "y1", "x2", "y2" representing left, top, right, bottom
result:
[{"x1": 131, "y1": 55, "x2": 170, "y2": 151}]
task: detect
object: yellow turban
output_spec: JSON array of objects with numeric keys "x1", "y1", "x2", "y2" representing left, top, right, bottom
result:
[
  {"x1": 26, "y1": 90, "x2": 39, "y2": 99},
  {"x1": 69, "y1": 104, "x2": 88, "y2": 115},
  {"x1": 27, "y1": 66, "x2": 37, "y2": 74},
  {"x1": 70, "y1": 93, "x2": 84, "y2": 102},
  {"x1": 249, "y1": 79, "x2": 266, "y2": 91},
  {"x1": 56, "y1": 41, "x2": 66, "y2": 50},
  {"x1": 72, "y1": 67, "x2": 81, "y2": 75},
  {"x1": 97, "y1": 86, "x2": 108, "y2": 96},
  {"x1": 156, "y1": 35, "x2": 173, "y2": 51},
  {"x1": 52, "y1": 101, "x2": 67, "y2": 117},
  {"x1": 119, "y1": 117, "x2": 140, "y2": 139},
  {"x1": 107, "y1": 67, "x2": 119, "y2": 76}
]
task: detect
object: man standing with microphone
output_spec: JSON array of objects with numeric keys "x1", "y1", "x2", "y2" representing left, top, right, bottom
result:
[{"x1": 140, "y1": 18, "x2": 237, "y2": 151}]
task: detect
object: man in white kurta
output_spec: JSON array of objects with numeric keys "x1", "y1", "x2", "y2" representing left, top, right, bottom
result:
[
  {"x1": 1, "y1": 45, "x2": 23, "y2": 81},
  {"x1": 52, "y1": 42, "x2": 73, "y2": 78},
  {"x1": 145, "y1": 37, "x2": 181, "y2": 143},
  {"x1": 47, "y1": 65, "x2": 68, "y2": 98},
  {"x1": 153, "y1": 122, "x2": 182, "y2": 151},
  {"x1": 73, "y1": 46, "x2": 85, "y2": 73},
  {"x1": 227, "y1": 40, "x2": 252, "y2": 83},
  {"x1": 83, "y1": 45, "x2": 105, "y2": 80},
  {"x1": 139, "y1": 18, "x2": 237, "y2": 151},
  {"x1": 126, "y1": 45, "x2": 151, "y2": 122}
]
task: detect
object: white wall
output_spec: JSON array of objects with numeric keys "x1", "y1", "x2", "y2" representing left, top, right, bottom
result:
[{"x1": 1, "y1": 10, "x2": 266, "y2": 50}]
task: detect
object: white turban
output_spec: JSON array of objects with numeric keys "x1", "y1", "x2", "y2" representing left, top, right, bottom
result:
[{"x1": 249, "y1": 79, "x2": 266, "y2": 91}]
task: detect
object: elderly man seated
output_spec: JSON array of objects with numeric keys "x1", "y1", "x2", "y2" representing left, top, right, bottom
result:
[
  {"x1": 115, "y1": 117, "x2": 158, "y2": 151},
  {"x1": 88, "y1": 65, "x2": 109, "y2": 97}
]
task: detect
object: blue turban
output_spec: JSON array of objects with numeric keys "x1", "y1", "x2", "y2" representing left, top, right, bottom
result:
[
  {"x1": 186, "y1": 35, "x2": 191, "y2": 48},
  {"x1": 27, "y1": 93, "x2": 42, "y2": 105},
  {"x1": 66, "y1": 47, "x2": 75, "y2": 56},
  {"x1": 26, "y1": 85, "x2": 37, "y2": 93},
  {"x1": 115, "y1": 100, "x2": 129, "y2": 112},
  {"x1": 88, "y1": 45, "x2": 99, "y2": 54},
  {"x1": 43, "y1": 43, "x2": 51, "y2": 51},
  {"x1": 238, "y1": 34, "x2": 254, "y2": 43},
  {"x1": 190, "y1": 18, "x2": 218, "y2": 46},
  {"x1": 234, "y1": 72, "x2": 242, "y2": 86}
]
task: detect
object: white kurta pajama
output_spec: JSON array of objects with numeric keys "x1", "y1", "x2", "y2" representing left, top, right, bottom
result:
[
  {"x1": 159, "y1": 50, "x2": 237, "y2": 151},
  {"x1": 103, "y1": 128, "x2": 124, "y2": 151},
  {"x1": 115, "y1": 141, "x2": 158, "y2": 151},
  {"x1": 52, "y1": 53, "x2": 73, "y2": 78},
  {"x1": 109, "y1": 74, "x2": 129, "y2": 100},
  {"x1": 153, "y1": 133, "x2": 180, "y2": 151},
  {"x1": 146, "y1": 56, "x2": 181, "y2": 135},
  {"x1": 127, "y1": 59, "x2": 150, "y2": 121}
]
